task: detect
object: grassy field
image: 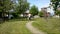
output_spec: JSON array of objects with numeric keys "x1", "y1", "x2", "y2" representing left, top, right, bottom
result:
[
  {"x1": 32, "y1": 18, "x2": 60, "y2": 34},
  {"x1": 0, "y1": 20, "x2": 32, "y2": 34}
]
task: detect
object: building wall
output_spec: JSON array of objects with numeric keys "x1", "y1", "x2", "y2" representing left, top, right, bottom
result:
[{"x1": 41, "y1": 7, "x2": 50, "y2": 17}]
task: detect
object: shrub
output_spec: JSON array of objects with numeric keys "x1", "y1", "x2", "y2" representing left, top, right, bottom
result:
[{"x1": 39, "y1": 11, "x2": 44, "y2": 17}]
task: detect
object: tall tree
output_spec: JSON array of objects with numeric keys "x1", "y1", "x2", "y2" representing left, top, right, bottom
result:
[
  {"x1": 2, "y1": 0, "x2": 14, "y2": 13},
  {"x1": 30, "y1": 5, "x2": 39, "y2": 16},
  {"x1": 17, "y1": 0, "x2": 29, "y2": 14},
  {"x1": 50, "y1": 0, "x2": 60, "y2": 14},
  {"x1": 0, "y1": 0, "x2": 13, "y2": 21},
  {"x1": 0, "y1": 0, "x2": 3, "y2": 18}
]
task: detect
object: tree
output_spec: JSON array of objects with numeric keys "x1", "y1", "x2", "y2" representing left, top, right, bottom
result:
[
  {"x1": 17, "y1": 0, "x2": 30, "y2": 14},
  {"x1": 50, "y1": 0, "x2": 60, "y2": 14},
  {"x1": 30, "y1": 5, "x2": 39, "y2": 16},
  {"x1": 4, "y1": 0, "x2": 13, "y2": 11},
  {"x1": 0, "y1": 0, "x2": 3, "y2": 17},
  {"x1": 0, "y1": 0, "x2": 13, "y2": 21}
]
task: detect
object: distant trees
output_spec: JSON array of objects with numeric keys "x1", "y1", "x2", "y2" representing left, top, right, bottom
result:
[{"x1": 30, "y1": 5, "x2": 39, "y2": 16}]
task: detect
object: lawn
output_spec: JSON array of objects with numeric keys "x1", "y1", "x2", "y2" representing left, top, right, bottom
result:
[
  {"x1": 32, "y1": 18, "x2": 60, "y2": 34},
  {"x1": 0, "y1": 20, "x2": 32, "y2": 34}
]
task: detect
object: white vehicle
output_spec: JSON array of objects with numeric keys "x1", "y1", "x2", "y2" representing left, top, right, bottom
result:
[{"x1": 9, "y1": 15, "x2": 13, "y2": 19}]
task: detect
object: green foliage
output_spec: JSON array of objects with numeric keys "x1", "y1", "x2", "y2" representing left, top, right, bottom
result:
[
  {"x1": 0, "y1": 0, "x2": 13, "y2": 21},
  {"x1": 0, "y1": 0, "x2": 29, "y2": 20},
  {"x1": 4, "y1": 0, "x2": 13, "y2": 11},
  {"x1": 51, "y1": 0, "x2": 60, "y2": 11},
  {"x1": 39, "y1": 11, "x2": 44, "y2": 17},
  {"x1": 0, "y1": 0, "x2": 3, "y2": 12},
  {"x1": 30, "y1": 5, "x2": 39, "y2": 16},
  {"x1": 12, "y1": 12, "x2": 19, "y2": 18},
  {"x1": 17, "y1": 0, "x2": 30, "y2": 14},
  {"x1": 0, "y1": 0, "x2": 13, "y2": 12},
  {"x1": 56, "y1": 10, "x2": 60, "y2": 16},
  {"x1": 0, "y1": 0, "x2": 13, "y2": 13},
  {"x1": 51, "y1": 0, "x2": 60, "y2": 14}
]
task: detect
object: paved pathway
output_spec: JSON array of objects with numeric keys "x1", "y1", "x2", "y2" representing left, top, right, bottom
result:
[{"x1": 26, "y1": 21, "x2": 47, "y2": 34}]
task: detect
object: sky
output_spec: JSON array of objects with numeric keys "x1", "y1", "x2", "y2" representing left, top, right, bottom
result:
[
  {"x1": 27, "y1": 0, "x2": 54, "y2": 15},
  {"x1": 27, "y1": 0, "x2": 50, "y2": 10}
]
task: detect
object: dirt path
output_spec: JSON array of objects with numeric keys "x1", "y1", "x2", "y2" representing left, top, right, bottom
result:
[{"x1": 26, "y1": 21, "x2": 47, "y2": 34}]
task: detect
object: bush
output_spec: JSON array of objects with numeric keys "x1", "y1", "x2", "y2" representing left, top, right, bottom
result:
[
  {"x1": 56, "y1": 10, "x2": 60, "y2": 16},
  {"x1": 39, "y1": 11, "x2": 44, "y2": 17}
]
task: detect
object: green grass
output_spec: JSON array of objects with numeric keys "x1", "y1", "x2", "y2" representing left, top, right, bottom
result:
[
  {"x1": 0, "y1": 20, "x2": 32, "y2": 34},
  {"x1": 32, "y1": 18, "x2": 60, "y2": 34}
]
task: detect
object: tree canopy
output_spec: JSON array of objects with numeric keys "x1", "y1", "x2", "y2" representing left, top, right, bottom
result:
[
  {"x1": 0, "y1": 0, "x2": 14, "y2": 21},
  {"x1": 50, "y1": 0, "x2": 60, "y2": 15},
  {"x1": 51, "y1": 0, "x2": 60, "y2": 11},
  {"x1": 30, "y1": 5, "x2": 39, "y2": 16},
  {"x1": 17, "y1": 0, "x2": 30, "y2": 14}
]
